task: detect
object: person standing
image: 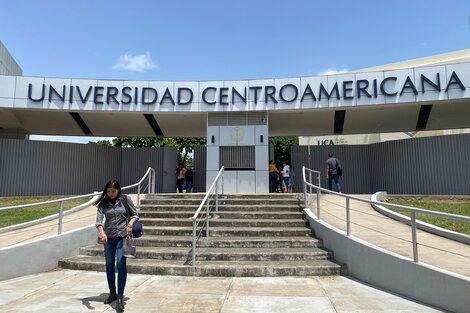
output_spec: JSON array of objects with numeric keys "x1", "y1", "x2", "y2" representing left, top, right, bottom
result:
[
  {"x1": 268, "y1": 160, "x2": 278, "y2": 193},
  {"x1": 185, "y1": 167, "x2": 194, "y2": 193},
  {"x1": 175, "y1": 164, "x2": 186, "y2": 193},
  {"x1": 281, "y1": 161, "x2": 290, "y2": 193},
  {"x1": 95, "y1": 180, "x2": 139, "y2": 312},
  {"x1": 326, "y1": 153, "x2": 341, "y2": 192}
]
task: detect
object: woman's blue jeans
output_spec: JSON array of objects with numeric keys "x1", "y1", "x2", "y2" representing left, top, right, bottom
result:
[{"x1": 104, "y1": 237, "x2": 127, "y2": 295}]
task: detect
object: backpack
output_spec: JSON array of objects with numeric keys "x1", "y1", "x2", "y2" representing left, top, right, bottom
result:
[{"x1": 336, "y1": 159, "x2": 343, "y2": 177}]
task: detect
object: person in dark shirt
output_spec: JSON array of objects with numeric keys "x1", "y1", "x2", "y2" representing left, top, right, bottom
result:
[
  {"x1": 185, "y1": 167, "x2": 194, "y2": 193},
  {"x1": 326, "y1": 153, "x2": 342, "y2": 192}
]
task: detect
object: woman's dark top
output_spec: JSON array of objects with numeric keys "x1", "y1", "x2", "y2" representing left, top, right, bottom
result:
[{"x1": 95, "y1": 195, "x2": 139, "y2": 238}]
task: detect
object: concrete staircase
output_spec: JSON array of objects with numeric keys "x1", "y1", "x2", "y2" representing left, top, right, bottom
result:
[{"x1": 59, "y1": 193, "x2": 345, "y2": 276}]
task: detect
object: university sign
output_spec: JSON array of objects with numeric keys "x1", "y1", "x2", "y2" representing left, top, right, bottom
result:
[{"x1": 23, "y1": 69, "x2": 467, "y2": 109}]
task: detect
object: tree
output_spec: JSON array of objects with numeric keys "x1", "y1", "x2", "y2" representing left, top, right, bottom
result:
[
  {"x1": 88, "y1": 140, "x2": 112, "y2": 146},
  {"x1": 112, "y1": 137, "x2": 176, "y2": 148},
  {"x1": 269, "y1": 136, "x2": 298, "y2": 166},
  {"x1": 173, "y1": 137, "x2": 206, "y2": 166},
  {"x1": 110, "y1": 136, "x2": 206, "y2": 167}
]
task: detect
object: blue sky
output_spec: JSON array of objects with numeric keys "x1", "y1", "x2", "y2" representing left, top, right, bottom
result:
[{"x1": 1, "y1": 0, "x2": 469, "y2": 143}]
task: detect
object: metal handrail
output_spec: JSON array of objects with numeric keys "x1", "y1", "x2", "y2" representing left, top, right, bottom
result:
[
  {"x1": 0, "y1": 167, "x2": 156, "y2": 234},
  {"x1": 191, "y1": 166, "x2": 225, "y2": 266},
  {"x1": 302, "y1": 166, "x2": 470, "y2": 262}
]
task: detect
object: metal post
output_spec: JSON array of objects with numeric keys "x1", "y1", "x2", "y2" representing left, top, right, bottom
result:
[
  {"x1": 215, "y1": 184, "x2": 219, "y2": 213},
  {"x1": 148, "y1": 171, "x2": 152, "y2": 194},
  {"x1": 411, "y1": 212, "x2": 418, "y2": 262},
  {"x1": 152, "y1": 169, "x2": 156, "y2": 193},
  {"x1": 192, "y1": 220, "x2": 196, "y2": 266},
  {"x1": 206, "y1": 201, "x2": 210, "y2": 237},
  {"x1": 346, "y1": 197, "x2": 350, "y2": 236},
  {"x1": 303, "y1": 179, "x2": 307, "y2": 208},
  {"x1": 309, "y1": 171, "x2": 312, "y2": 194},
  {"x1": 316, "y1": 188, "x2": 320, "y2": 219},
  {"x1": 58, "y1": 201, "x2": 64, "y2": 234},
  {"x1": 137, "y1": 185, "x2": 141, "y2": 206}
]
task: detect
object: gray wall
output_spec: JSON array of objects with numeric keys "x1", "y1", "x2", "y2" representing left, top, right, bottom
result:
[
  {"x1": 194, "y1": 146, "x2": 207, "y2": 192},
  {"x1": 291, "y1": 133, "x2": 470, "y2": 195},
  {"x1": 2, "y1": 133, "x2": 470, "y2": 196},
  {"x1": 0, "y1": 139, "x2": 177, "y2": 196}
]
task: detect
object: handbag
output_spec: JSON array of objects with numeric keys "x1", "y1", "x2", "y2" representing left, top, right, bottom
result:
[
  {"x1": 122, "y1": 196, "x2": 143, "y2": 238},
  {"x1": 123, "y1": 235, "x2": 136, "y2": 258},
  {"x1": 131, "y1": 220, "x2": 143, "y2": 238}
]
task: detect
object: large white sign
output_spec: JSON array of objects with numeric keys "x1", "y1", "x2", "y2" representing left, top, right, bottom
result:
[{"x1": 1, "y1": 63, "x2": 469, "y2": 112}]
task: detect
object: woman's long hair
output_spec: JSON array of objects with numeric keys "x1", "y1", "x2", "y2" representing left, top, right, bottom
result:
[{"x1": 94, "y1": 180, "x2": 122, "y2": 207}]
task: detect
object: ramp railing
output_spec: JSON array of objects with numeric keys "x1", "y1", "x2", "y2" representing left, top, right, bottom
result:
[
  {"x1": 0, "y1": 167, "x2": 155, "y2": 234},
  {"x1": 302, "y1": 166, "x2": 470, "y2": 262}
]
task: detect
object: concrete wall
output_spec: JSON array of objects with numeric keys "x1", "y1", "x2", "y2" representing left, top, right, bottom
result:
[
  {"x1": 0, "y1": 225, "x2": 96, "y2": 281},
  {"x1": 304, "y1": 208, "x2": 470, "y2": 313}
]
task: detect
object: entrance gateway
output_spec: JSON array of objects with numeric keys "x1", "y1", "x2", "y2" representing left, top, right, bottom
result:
[{"x1": 1, "y1": 47, "x2": 470, "y2": 192}]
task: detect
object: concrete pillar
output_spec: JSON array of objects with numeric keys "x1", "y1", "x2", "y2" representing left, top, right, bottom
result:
[{"x1": 206, "y1": 112, "x2": 269, "y2": 193}]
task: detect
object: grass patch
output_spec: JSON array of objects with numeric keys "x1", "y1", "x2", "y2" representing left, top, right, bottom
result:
[
  {"x1": 0, "y1": 196, "x2": 92, "y2": 228},
  {"x1": 385, "y1": 197, "x2": 470, "y2": 235}
]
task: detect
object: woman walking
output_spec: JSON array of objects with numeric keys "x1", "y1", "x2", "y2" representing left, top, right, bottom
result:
[{"x1": 95, "y1": 180, "x2": 139, "y2": 311}]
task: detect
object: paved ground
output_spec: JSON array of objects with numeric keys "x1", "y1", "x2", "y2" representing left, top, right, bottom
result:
[
  {"x1": 1, "y1": 193, "x2": 467, "y2": 312},
  {"x1": 310, "y1": 194, "x2": 470, "y2": 277},
  {"x1": 0, "y1": 270, "x2": 444, "y2": 312}
]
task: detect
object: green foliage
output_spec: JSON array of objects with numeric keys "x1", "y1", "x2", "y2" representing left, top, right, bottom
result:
[
  {"x1": 112, "y1": 137, "x2": 177, "y2": 148},
  {"x1": 174, "y1": 138, "x2": 207, "y2": 166},
  {"x1": 0, "y1": 196, "x2": 91, "y2": 228},
  {"x1": 89, "y1": 140, "x2": 112, "y2": 146},
  {"x1": 269, "y1": 136, "x2": 298, "y2": 166},
  {"x1": 110, "y1": 137, "x2": 206, "y2": 167},
  {"x1": 386, "y1": 197, "x2": 470, "y2": 235}
]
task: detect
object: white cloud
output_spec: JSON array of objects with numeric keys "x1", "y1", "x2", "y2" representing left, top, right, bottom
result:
[
  {"x1": 30, "y1": 135, "x2": 115, "y2": 144},
  {"x1": 318, "y1": 68, "x2": 348, "y2": 75},
  {"x1": 112, "y1": 52, "x2": 157, "y2": 72}
]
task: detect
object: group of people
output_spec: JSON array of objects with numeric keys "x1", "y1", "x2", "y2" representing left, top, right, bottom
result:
[
  {"x1": 268, "y1": 160, "x2": 291, "y2": 193},
  {"x1": 175, "y1": 164, "x2": 194, "y2": 193}
]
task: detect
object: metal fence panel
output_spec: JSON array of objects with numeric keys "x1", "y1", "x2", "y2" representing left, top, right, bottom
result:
[
  {"x1": 193, "y1": 147, "x2": 206, "y2": 192},
  {"x1": 291, "y1": 133, "x2": 470, "y2": 195}
]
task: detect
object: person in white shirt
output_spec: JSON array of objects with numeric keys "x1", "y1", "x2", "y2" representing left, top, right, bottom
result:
[{"x1": 281, "y1": 161, "x2": 290, "y2": 193}]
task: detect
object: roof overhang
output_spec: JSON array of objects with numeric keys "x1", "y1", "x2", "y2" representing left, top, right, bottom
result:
[{"x1": 1, "y1": 51, "x2": 470, "y2": 138}]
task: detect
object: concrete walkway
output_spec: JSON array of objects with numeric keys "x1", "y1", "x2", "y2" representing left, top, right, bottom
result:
[
  {"x1": 0, "y1": 270, "x2": 443, "y2": 312},
  {"x1": 310, "y1": 194, "x2": 470, "y2": 278},
  {"x1": 0, "y1": 193, "x2": 466, "y2": 312}
]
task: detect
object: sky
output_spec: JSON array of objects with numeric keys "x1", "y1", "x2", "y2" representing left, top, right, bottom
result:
[{"x1": 1, "y1": 0, "x2": 469, "y2": 143}]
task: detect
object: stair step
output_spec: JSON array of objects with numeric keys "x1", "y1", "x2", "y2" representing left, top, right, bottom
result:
[
  {"x1": 140, "y1": 218, "x2": 307, "y2": 227},
  {"x1": 141, "y1": 199, "x2": 301, "y2": 206},
  {"x1": 136, "y1": 236, "x2": 322, "y2": 248},
  {"x1": 142, "y1": 226, "x2": 313, "y2": 237},
  {"x1": 138, "y1": 211, "x2": 303, "y2": 219},
  {"x1": 145, "y1": 193, "x2": 302, "y2": 200},
  {"x1": 80, "y1": 245, "x2": 331, "y2": 261},
  {"x1": 59, "y1": 256, "x2": 343, "y2": 276},
  {"x1": 139, "y1": 204, "x2": 302, "y2": 212}
]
